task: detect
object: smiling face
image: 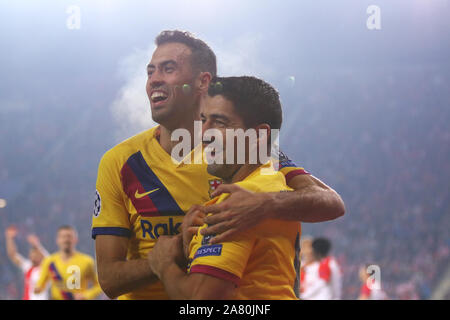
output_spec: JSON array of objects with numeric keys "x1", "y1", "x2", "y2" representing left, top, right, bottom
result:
[
  {"x1": 200, "y1": 94, "x2": 247, "y2": 181},
  {"x1": 146, "y1": 42, "x2": 200, "y2": 128}
]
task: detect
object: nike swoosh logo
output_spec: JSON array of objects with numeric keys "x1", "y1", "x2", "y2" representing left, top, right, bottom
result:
[{"x1": 135, "y1": 188, "x2": 160, "y2": 199}]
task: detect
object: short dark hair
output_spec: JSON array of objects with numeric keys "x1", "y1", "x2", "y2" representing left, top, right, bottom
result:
[
  {"x1": 57, "y1": 225, "x2": 76, "y2": 234},
  {"x1": 312, "y1": 237, "x2": 332, "y2": 258},
  {"x1": 155, "y1": 30, "x2": 217, "y2": 77},
  {"x1": 208, "y1": 76, "x2": 282, "y2": 130}
]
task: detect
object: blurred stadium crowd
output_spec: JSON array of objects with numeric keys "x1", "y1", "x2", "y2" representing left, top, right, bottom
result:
[{"x1": 0, "y1": 64, "x2": 448, "y2": 299}]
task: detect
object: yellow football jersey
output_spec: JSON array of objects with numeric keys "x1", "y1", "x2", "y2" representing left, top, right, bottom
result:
[
  {"x1": 92, "y1": 126, "x2": 221, "y2": 299},
  {"x1": 92, "y1": 126, "x2": 308, "y2": 300},
  {"x1": 35, "y1": 251, "x2": 102, "y2": 300},
  {"x1": 188, "y1": 163, "x2": 301, "y2": 300}
]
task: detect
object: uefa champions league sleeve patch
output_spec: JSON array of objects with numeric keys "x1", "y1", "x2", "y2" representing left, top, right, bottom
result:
[{"x1": 94, "y1": 190, "x2": 101, "y2": 217}]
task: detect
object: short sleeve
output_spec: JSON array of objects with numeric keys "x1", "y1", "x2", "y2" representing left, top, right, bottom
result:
[
  {"x1": 188, "y1": 222, "x2": 255, "y2": 286},
  {"x1": 35, "y1": 256, "x2": 50, "y2": 292},
  {"x1": 91, "y1": 150, "x2": 132, "y2": 239},
  {"x1": 273, "y1": 150, "x2": 310, "y2": 184}
]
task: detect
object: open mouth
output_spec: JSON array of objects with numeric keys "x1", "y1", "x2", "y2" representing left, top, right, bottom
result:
[{"x1": 151, "y1": 91, "x2": 169, "y2": 105}]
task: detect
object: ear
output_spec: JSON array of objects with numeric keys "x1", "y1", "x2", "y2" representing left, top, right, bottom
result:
[{"x1": 196, "y1": 72, "x2": 212, "y2": 94}]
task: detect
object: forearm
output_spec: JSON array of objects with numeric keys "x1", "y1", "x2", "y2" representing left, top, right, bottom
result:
[
  {"x1": 98, "y1": 259, "x2": 158, "y2": 299},
  {"x1": 5, "y1": 237, "x2": 22, "y2": 266},
  {"x1": 5, "y1": 237, "x2": 17, "y2": 258},
  {"x1": 159, "y1": 262, "x2": 193, "y2": 300},
  {"x1": 267, "y1": 186, "x2": 345, "y2": 223},
  {"x1": 35, "y1": 244, "x2": 49, "y2": 257},
  {"x1": 34, "y1": 277, "x2": 48, "y2": 294}
]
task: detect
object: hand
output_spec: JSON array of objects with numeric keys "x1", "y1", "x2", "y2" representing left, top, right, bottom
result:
[
  {"x1": 199, "y1": 184, "x2": 274, "y2": 244},
  {"x1": 73, "y1": 292, "x2": 86, "y2": 300},
  {"x1": 181, "y1": 205, "x2": 205, "y2": 258},
  {"x1": 27, "y1": 234, "x2": 41, "y2": 247},
  {"x1": 5, "y1": 226, "x2": 18, "y2": 239},
  {"x1": 147, "y1": 234, "x2": 184, "y2": 279}
]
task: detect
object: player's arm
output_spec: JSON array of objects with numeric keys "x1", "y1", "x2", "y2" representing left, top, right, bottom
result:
[
  {"x1": 27, "y1": 234, "x2": 49, "y2": 257},
  {"x1": 199, "y1": 175, "x2": 345, "y2": 244},
  {"x1": 34, "y1": 256, "x2": 50, "y2": 294},
  {"x1": 148, "y1": 235, "x2": 235, "y2": 299},
  {"x1": 95, "y1": 235, "x2": 158, "y2": 299},
  {"x1": 93, "y1": 150, "x2": 159, "y2": 299},
  {"x1": 4, "y1": 227, "x2": 26, "y2": 268},
  {"x1": 79, "y1": 259, "x2": 104, "y2": 300}
]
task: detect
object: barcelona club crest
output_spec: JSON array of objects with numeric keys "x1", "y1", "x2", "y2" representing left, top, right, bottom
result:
[{"x1": 208, "y1": 179, "x2": 222, "y2": 198}]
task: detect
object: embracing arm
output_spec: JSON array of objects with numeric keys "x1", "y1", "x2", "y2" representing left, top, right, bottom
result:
[
  {"x1": 95, "y1": 235, "x2": 158, "y2": 299},
  {"x1": 269, "y1": 173, "x2": 345, "y2": 222},
  {"x1": 200, "y1": 174, "x2": 345, "y2": 243}
]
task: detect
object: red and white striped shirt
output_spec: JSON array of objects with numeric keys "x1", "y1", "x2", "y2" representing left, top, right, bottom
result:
[{"x1": 19, "y1": 258, "x2": 49, "y2": 300}]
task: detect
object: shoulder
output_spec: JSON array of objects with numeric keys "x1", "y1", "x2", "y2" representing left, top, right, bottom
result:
[
  {"x1": 99, "y1": 127, "x2": 158, "y2": 168},
  {"x1": 237, "y1": 170, "x2": 291, "y2": 194},
  {"x1": 75, "y1": 252, "x2": 94, "y2": 262},
  {"x1": 42, "y1": 253, "x2": 58, "y2": 264}
]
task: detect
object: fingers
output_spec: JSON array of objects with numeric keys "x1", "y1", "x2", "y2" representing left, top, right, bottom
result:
[
  {"x1": 186, "y1": 204, "x2": 203, "y2": 216},
  {"x1": 27, "y1": 234, "x2": 39, "y2": 244},
  {"x1": 5, "y1": 226, "x2": 17, "y2": 238},
  {"x1": 198, "y1": 203, "x2": 225, "y2": 214},
  {"x1": 210, "y1": 184, "x2": 242, "y2": 198},
  {"x1": 200, "y1": 220, "x2": 233, "y2": 237},
  {"x1": 184, "y1": 205, "x2": 206, "y2": 225},
  {"x1": 204, "y1": 211, "x2": 230, "y2": 225},
  {"x1": 208, "y1": 229, "x2": 237, "y2": 244},
  {"x1": 187, "y1": 226, "x2": 200, "y2": 235}
]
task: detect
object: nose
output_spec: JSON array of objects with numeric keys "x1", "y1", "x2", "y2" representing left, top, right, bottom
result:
[
  {"x1": 202, "y1": 120, "x2": 217, "y2": 146},
  {"x1": 148, "y1": 69, "x2": 165, "y2": 89}
]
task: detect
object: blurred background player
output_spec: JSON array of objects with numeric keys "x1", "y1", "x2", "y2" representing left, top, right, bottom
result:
[
  {"x1": 358, "y1": 264, "x2": 388, "y2": 300},
  {"x1": 34, "y1": 225, "x2": 102, "y2": 300},
  {"x1": 299, "y1": 236, "x2": 313, "y2": 296},
  {"x1": 300, "y1": 237, "x2": 342, "y2": 300},
  {"x1": 300, "y1": 236, "x2": 314, "y2": 266},
  {"x1": 4, "y1": 225, "x2": 49, "y2": 300}
]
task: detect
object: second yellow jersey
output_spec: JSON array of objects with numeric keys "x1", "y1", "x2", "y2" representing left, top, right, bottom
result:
[
  {"x1": 188, "y1": 163, "x2": 301, "y2": 300},
  {"x1": 92, "y1": 126, "x2": 308, "y2": 300},
  {"x1": 35, "y1": 251, "x2": 102, "y2": 300},
  {"x1": 92, "y1": 126, "x2": 221, "y2": 299}
]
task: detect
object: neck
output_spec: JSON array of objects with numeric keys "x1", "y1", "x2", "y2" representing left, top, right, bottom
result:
[
  {"x1": 158, "y1": 108, "x2": 200, "y2": 155},
  {"x1": 228, "y1": 163, "x2": 261, "y2": 184},
  {"x1": 60, "y1": 249, "x2": 74, "y2": 260}
]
